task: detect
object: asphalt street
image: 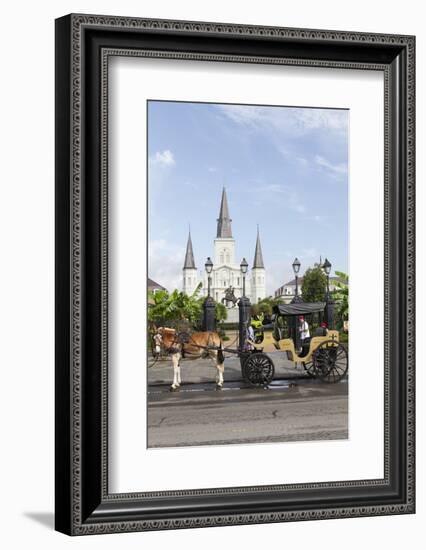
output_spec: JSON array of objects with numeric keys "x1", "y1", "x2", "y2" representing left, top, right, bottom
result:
[{"x1": 147, "y1": 352, "x2": 348, "y2": 448}]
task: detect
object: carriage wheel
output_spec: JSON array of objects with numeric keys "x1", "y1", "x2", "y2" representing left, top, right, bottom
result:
[
  {"x1": 242, "y1": 352, "x2": 275, "y2": 387},
  {"x1": 313, "y1": 341, "x2": 348, "y2": 383},
  {"x1": 301, "y1": 360, "x2": 316, "y2": 378}
]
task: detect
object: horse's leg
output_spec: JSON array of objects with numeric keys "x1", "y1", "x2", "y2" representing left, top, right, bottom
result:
[
  {"x1": 170, "y1": 352, "x2": 181, "y2": 391},
  {"x1": 212, "y1": 350, "x2": 224, "y2": 389},
  {"x1": 208, "y1": 352, "x2": 219, "y2": 386},
  {"x1": 217, "y1": 360, "x2": 224, "y2": 389},
  {"x1": 177, "y1": 353, "x2": 182, "y2": 385}
]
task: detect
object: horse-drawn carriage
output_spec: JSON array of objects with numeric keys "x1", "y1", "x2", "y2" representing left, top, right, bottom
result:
[
  {"x1": 149, "y1": 301, "x2": 348, "y2": 390},
  {"x1": 239, "y1": 301, "x2": 348, "y2": 387}
]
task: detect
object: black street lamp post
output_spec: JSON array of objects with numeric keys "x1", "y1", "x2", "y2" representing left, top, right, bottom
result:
[
  {"x1": 323, "y1": 257, "x2": 331, "y2": 299},
  {"x1": 205, "y1": 257, "x2": 213, "y2": 297},
  {"x1": 322, "y1": 257, "x2": 334, "y2": 329},
  {"x1": 238, "y1": 258, "x2": 251, "y2": 353},
  {"x1": 291, "y1": 257, "x2": 302, "y2": 350},
  {"x1": 292, "y1": 257, "x2": 301, "y2": 298},
  {"x1": 203, "y1": 257, "x2": 215, "y2": 331},
  {"x1": 240, "y1": 257, "x2": 248, "y2": 297}
]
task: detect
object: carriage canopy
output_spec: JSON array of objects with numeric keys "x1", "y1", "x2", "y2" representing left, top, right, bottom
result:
[{"x1": 272, "y1": 302, "x2": 326, "y2": 316}]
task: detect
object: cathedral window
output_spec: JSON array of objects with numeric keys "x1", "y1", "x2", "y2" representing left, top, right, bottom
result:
[{"x1": 220, "y1": 253, "x2": 224, "y2": 263}]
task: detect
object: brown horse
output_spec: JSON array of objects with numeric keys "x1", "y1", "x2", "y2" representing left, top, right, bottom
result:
[{"x1": 155, "y1": 327, "x2": 225, "y2": 391}]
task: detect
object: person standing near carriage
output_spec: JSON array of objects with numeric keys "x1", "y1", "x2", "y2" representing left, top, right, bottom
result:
[
  {"x1": 298, "y1": 315, "x2": 310, "y2": 352},
  {"x1": 246, "y1": 323, "x2": 255, "y2": 350}
]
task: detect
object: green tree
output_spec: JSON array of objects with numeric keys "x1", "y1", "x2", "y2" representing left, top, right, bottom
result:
[
  {"x1": 214, "y1": 301, "x2": 228, "y2": 323},
  {"x1": 332, "y1": 270, "x2": 349, "y2": 324},
  {"x1": 251, "y1": 296, "x2": 282, "y2": 317},
  {"x1": 148, "y1": 283, "x2": 228, "y2": 329},
  {"x1": 148, "y1": 284, "x2": 203, "y2": 327},
  {"x1": 301, "y1": 266, "x2": 327, "y2": 303}
]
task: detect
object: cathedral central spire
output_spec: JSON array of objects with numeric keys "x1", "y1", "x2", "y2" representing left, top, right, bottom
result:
[{"x1": 216, "y1": 187, "x2": 233, "y2": 238}]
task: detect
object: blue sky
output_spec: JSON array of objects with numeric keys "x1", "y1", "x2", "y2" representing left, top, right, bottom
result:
[{"x1": 148, "y1": 101, "x2": 349, "y2": 295}]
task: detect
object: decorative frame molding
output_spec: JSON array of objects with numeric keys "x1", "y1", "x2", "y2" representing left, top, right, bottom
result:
[{"x1": 55, "y1": 14, "x2": 415, "y2": 535}]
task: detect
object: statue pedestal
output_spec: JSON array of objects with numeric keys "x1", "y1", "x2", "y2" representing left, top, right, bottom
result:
[
  {"x1": 203, "y1": 296, "x2": 216, "y2": 331},
  {"x1": 225, "y1": 307, "x2": 239, "y2": 323}
]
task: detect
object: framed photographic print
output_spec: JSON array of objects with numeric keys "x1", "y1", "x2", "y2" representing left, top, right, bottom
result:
[{"x1": 55, "y1": 14, "x2": 415, "y2": 535}]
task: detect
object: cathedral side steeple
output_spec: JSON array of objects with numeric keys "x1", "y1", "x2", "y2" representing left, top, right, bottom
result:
[
  {"x1": 183, "y1": 230, "x2": 196, "y2": 269},
  {"x1": 216, "y1": 187, "x2": 233, "y2": 238},
  {"x1": 182, "y1": 229, "x2": 198, "y2": 294}
]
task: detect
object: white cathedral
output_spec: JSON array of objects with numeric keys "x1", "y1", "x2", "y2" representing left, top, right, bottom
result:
[{"x1": 182, "y1": 188, "x2": 266, "y2": 304}]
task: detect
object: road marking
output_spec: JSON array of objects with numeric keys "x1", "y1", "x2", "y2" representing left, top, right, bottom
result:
[
  {"x1": 148, "y1": 377, "x2": 348, "y2": 395},
  {"x1": 151, "y1": 384, "x2": 293, "y2": 394}
]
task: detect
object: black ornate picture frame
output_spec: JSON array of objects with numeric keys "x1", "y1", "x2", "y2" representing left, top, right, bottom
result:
[{"x1": 55, "y1": 14, "x2": 415, "y2": 535}]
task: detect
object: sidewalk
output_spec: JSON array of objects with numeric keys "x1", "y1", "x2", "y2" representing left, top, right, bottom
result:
[{"x1": 148, "y1": 351, "x2": 308, "y2": 386}]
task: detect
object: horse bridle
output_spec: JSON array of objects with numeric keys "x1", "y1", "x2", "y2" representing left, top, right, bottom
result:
[{"x1": 154, "y1": 328, "x2": 181, "y2": 355}]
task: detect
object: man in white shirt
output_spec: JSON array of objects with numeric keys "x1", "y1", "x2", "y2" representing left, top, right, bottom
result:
[{"x1": 298, "y1": 315, "x2": 310, "y2": 352}]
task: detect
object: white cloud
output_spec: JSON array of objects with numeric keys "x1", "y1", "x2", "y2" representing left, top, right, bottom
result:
[
  {"x1": 149, "y1": 149, "x2": 175, "y2": 166},
  {"x1": 296, "y1": 156, "x2": 308, "y2": 166},
  {"x1": 311, "y1": 214, "x2": 327, "y2": 223},
  {"x1": 217, "y1": 105, "x2": 266, "y2": 127},
  {"x1": 148, "y1": 150, "x2": 176, "y2": 196},
  {"x1": 258, "y1": 183, "x2": 283, "y2": 193},
  {"x1": 148, "y1": 239, "x2": 184, "y2": 292},
  {"x1": 277, "y1": 147, "x2": 309, "y2": 171},
  {"x1": 302, "y1": 247, "x2": 319, "y2": 259},
  {"x1": 249, "y1": 183, "x2": 306, "y2": 214},
  {"x1": 315, "y1": 155, "x2": 347, "y2": 176},
  {"x1": 183, "y1": 180, "x2": 197, "y2": 189},
  {"x1": 217, "y1": 105, "x2": 348, "y2": 184},
  {"x1": 287, "y1": 191, "x2": 306, "y2": 214},
  {"x1": 217, "y1": 105, "x2": 348, "y2": 135},
  {"x1": 292, "y1": 108, "x2": 348, "y2": 131}
]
